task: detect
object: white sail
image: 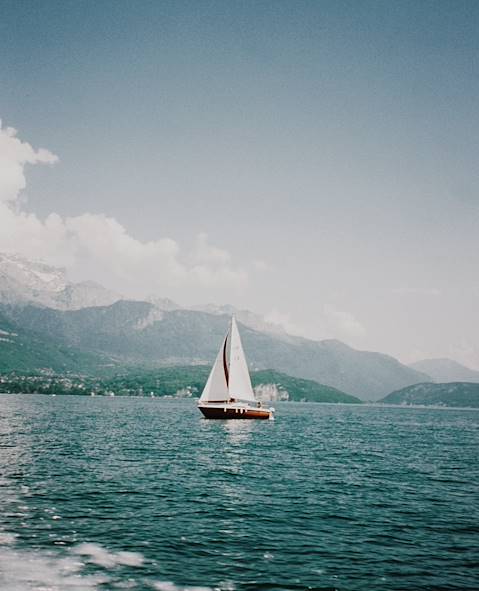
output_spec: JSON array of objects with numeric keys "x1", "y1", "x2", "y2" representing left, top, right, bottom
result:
[
  {"x1": 228, "y1": 316, "x2": 256, "y2": 403},
  {"x1": 198, "y1": 334, "x2": 229, "y2": 403}
]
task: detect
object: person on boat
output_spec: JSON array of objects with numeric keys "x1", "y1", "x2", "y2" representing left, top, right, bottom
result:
[{"x1": 228, "y1": 397, "x2": 236, "y2": 403}]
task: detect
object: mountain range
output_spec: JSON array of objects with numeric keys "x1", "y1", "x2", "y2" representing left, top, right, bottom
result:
[
  {"x1": 0, "y1": 251, "x2": 464, "y2": 401},
  {"x1": 380, "y1": 382, "x2": 479, "y2": 408},
  {"x1": 409, "y1": 358, "x2": 479, "y2": 384},
  {"x1": 0, "y1": 300, "x2": 432, "y2": 400}
]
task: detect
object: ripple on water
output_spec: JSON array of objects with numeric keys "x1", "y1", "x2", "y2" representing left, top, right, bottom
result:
[{"x1": 0, "y1": 396, "x2": 478, "y2": 590}]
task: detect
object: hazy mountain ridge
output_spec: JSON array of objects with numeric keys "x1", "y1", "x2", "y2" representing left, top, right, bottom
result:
[
  {"x1": 409, "y1": 358, "x2": 479, "y2": 383},
  {"x1": 0, "y1": 301, "x2": 430, "y2": 400},
  {"x1": 0, "y1": 252, "x2": 434, "y2": 400},
  {"x1": 381, "y1": 382, "x2": 479, "y2": 408},
  {"x1": 191, "y1": 303, "x2": 288, "y2": 336},
  {"x1": 0, "y1": 253, "x2": 292, "y2": 336}
]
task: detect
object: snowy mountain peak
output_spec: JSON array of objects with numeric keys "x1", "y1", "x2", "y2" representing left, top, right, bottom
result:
[
  {"x1": 0, "y1": 252, "x2": 67, "y2": 293},
  {"x1": 0, "y1": 252, "x2": 122, "y2": 310}
]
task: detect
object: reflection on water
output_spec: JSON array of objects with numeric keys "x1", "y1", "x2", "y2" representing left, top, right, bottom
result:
[{"x1": 223, "y1": 418, "x2": 255, "y2": 444}]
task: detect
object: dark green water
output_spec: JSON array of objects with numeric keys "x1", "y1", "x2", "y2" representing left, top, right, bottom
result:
[{"x1": 0, "y1": 395, "x2": 478, "y2": 591}]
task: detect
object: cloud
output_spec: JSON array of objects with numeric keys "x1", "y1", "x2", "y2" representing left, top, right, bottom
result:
[
  {"x1": 188, "y1": 233, "x2": 247, "y2": 288},
  {"x1": 263, "y1": 304, "x2": 366, "y2": 343},
  {"x1": 391, "y1": 287, "x2": 441, "y2": 296},
  {"x1": 252, "y1": 259, "x2": 271, "y2": 272},
  {"x1": 323, "y1": 304, "x2": 366, "y2": 338},
  {"x1": 0, "y1": 121, "x2": 247, "y2": 298},
  {"x1": 264, "y1": 308, "x2": 303, "y2": 335},
  {"x1": 191, "y1": 232, "x2": 231, "y2": 266},
  {"x1": 0, "y1": 121, "x2": 58, "y2": 203}
]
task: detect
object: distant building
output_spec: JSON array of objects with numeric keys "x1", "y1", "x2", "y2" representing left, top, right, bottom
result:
[
  {"x1": 175, "y1": 386, "x2": 193, "y2": 398},
  {"x1": 254, "y1": 383, "x2": 289, "y2": 402}
]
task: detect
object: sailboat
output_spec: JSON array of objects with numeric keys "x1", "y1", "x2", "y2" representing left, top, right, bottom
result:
[{"x1": 197, "y1": 316, "x2": 275, "y2": 420}]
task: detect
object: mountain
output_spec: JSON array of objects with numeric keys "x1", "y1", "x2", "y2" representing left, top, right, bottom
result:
[
  {"x1": 0, "y1": 307, "x2": 109, "y2": 373},
  {"x1": 0, "y1": 302, "x2": 430, "y2": 399},
  {"x1": 409, "y1": 358, "x2": 479, "y2": 383},
  {"x1": 145, "y1": 296, "x2": 182, "y2": 311},
  {"x1": 0, "y1": 253, "x2": 293, "y2": 334},
  {"x1": 0, "y1": 253, "x2": 121, "y2": 310},
  {"x1": 380, "y1": 382, "x2": 479, "y2": 408},
  {"x1": 0, "y1": 252, "x2": 433, "y2": 399}
]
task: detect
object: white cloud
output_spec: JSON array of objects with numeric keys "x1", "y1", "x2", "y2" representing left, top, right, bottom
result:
[
  {"x1": 0, "y1": 121, "x2": 247, "y2": 298},
  {"x1": 323, "y1": 304, "x2": 366, "y2": 338},
  {"x1": 188, "y1": 233, "x2": 247, "y2": 289},
  {"x1": 264, "y1": 308, "x2": 303, "y2": 335},
  {"x1": 191, "y1": 232, "x2": 231, "y2": 266},
  {"x1": 391, "y1": 287, "x2": 441, "y2": 296},
  {"x1": 252, "y1": 259, "x2": 271, "y2": 272},
  {"x1": 264, "y1": 304, "x2": 366, "y2": 343},
  {"x1": 0, "y1": 121, "x2": 58, "y2": 203}
]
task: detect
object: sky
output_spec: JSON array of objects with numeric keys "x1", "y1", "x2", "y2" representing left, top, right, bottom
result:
[{"x1": 0, "y1": 0, "x2": 478, "y2": 368}]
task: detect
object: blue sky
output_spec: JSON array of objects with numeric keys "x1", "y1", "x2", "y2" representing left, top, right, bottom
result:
[{"x1": 1, "y1": 1, "x2": 478, "y2": 367}]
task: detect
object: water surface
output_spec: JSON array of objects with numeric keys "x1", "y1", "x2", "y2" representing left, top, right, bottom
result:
[{"x1": 0, "y1": 395, "x2": 478, "y2": 590}]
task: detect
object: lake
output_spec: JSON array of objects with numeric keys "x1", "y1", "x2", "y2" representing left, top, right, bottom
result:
[{"x1": 0, "y1": 395, "x2": 478, "y2": 590}]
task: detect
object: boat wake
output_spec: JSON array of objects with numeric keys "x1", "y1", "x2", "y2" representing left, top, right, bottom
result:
[{"x1": 0, "y1": 530, "x2": 222, "y2": 591}]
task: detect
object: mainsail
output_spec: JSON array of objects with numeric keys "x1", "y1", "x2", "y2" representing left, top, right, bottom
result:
[
  {"x1": 199, "y1": 317, "x2": 256, "y2": 404},
  {"x1": 228, "y1": 316, "x2": 255, "y2": 402}
]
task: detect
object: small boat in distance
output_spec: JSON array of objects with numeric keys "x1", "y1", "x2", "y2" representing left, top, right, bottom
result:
[{"x1": 198, "y1": 316, "x2": 274, "y2": 420}]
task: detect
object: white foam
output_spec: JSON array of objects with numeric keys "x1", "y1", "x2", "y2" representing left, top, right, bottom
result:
[
  {"x1": 0, "y1": 547, "x2": 109, "y2": 590},
  {"x1": 152, "y1": 583, "x2": 215, "y2": 591},
  {"x1": 0, "y1": 533, "x2": 225, "y2": 591},
  {"x1": 73, "y1": 543, "x2": 144, "y2": 568},
  {"x1": 152, "y1": 581, "x2": 236, "y2": 591},
  {"x1": 0, "y1": 529, "x2": 148, "y2": 590},
  {"x1": 0, "y1": 532, "x2": 17, "y2": 545}
]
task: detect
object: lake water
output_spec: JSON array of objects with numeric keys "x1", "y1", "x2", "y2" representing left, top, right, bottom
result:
[{"x1": 0, "y1": 395, "x2": 478, "y2": 590}]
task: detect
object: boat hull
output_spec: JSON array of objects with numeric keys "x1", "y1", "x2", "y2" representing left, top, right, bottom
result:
[{"x1": 198, "y1": 404, "x2": 273, "y2": 420}]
